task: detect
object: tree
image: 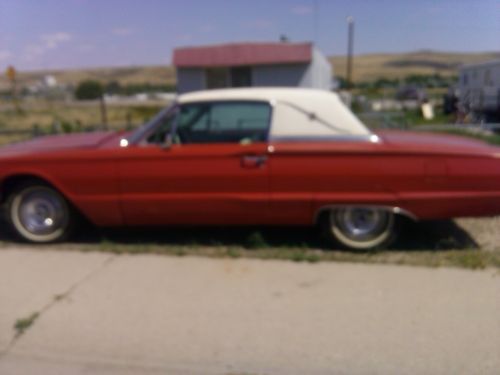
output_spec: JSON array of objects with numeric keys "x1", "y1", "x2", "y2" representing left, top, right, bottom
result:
[
  {"x1": 75, "y1": 80, "x2": 107, "y2": 129},
  {"x1": 75, "y1": 80, "x2": 103, "y2": 100},
  {"x1": 105, "y1": 80, "x2": 121, "y2": 95}
]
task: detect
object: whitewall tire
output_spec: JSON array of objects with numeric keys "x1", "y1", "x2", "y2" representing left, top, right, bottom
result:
[
  {"x1": 324, "y1": 207, "x2": 396, "y2": 251},
  {"x1": 7, "y1": 184, "x2": 72, "y2": 243}
]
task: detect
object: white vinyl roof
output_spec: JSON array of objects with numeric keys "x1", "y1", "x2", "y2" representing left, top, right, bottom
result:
[{"x1": 178, "y1": 88, "x2": 372, "y2": 139}]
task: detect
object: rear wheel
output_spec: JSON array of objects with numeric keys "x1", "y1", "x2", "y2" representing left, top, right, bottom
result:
[
  {"x1": 6, "y1": 184, "x2": 73, "y2": 243},
  {"x1": 323, "y1": 207, "x2": 396, "y2": 251}
]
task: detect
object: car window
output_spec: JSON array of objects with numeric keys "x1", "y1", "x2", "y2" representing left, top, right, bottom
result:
[
  {"x1": 175, "y1": 102, "x2": 271, "y2": 144},
  {"x1": 146, "y1": 110, "x2": 176, "y2": 144}
]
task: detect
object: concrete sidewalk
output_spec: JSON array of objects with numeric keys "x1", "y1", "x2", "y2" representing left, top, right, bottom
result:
[{"x1": 0, "y1": 247, "x2": 499, "y2": 374}]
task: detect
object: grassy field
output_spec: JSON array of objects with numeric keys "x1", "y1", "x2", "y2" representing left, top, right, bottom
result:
[
  {"x1": 0, "y1": 65, "x2": 176, "y2": 91},
  {"x1": 0, "y1": 100, "x2": 163, "y2": 135},
  {"x1": 331, "y1": 50, "x2": 500, "y2": 81}
]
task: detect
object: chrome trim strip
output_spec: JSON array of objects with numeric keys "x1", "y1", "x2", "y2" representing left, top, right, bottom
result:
[
  {"x1": 269, "y1": 134, "x2": 380, "y2": 143},
  {"x1": 314, "y1": 204, "x2": 418, "y2": 224},
  {"x1": 392, "y1": 206, "x2": 418, "y2": 221}
]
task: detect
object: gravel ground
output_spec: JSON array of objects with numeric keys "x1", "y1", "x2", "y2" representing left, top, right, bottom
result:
[{"x1": 455, "y1": 216, "x2": 500, "y2": 252}]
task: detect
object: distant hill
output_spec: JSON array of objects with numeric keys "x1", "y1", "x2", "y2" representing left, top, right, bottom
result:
[
  {"x1": 1, "y1": 50, "x2": 499, "y2": 91},
  {"x1": 0, "y1": 65, "x2": 176, "y2": 91},
  {"x1": 331, "y1": 50, "x2": 500, "y2": 82}
]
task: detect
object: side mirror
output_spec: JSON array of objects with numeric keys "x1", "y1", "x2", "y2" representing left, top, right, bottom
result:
[{"x1": 161, "y1": 134, "x2": 173, "y2": 150}]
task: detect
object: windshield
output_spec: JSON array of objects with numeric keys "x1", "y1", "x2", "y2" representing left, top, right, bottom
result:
[{"x1": 126, "y1": 103, "x2": 176, "y2": 145}]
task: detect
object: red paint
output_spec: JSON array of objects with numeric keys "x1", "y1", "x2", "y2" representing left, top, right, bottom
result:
[
  {"x1": 1, "y1": 130, "x2": 500, "y2": 228},
  {"x1": 173, "y1": 42, "x2": 312, "y2": 68}
]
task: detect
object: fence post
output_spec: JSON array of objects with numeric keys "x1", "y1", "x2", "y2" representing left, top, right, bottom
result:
[{"x1": 32, "y1": 124, "x2": 41, "y2": 137}]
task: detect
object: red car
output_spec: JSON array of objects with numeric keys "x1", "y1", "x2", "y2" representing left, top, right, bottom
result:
[{"x1": 1, "y1": 88, "x2": 500, "y2": 250}]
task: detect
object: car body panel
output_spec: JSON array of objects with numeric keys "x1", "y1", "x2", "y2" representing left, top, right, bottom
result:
[{"x1": 117, "y1": 142, "x2": 269, "y2": 225}]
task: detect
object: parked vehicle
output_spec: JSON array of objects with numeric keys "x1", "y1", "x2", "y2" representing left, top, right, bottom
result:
[
  {"x1": 1, "y1": 88, "x2": 500, "y2": 250},
  {"x1": 458, "y1": 59, "x2": 500, "y2": 122}
]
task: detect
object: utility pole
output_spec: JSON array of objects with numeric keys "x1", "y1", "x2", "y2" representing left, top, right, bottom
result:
[
  {"x1": 314, "y1": 0, "x2": 319, "y2": 45},
  {"x1": 346, "y1": 16, "x2": 354, "y2": 89},
  {"x1": 99, "y1": 94, "x2": 108, "y2": 130}
]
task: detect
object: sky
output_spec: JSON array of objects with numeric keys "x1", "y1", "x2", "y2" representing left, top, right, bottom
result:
[{"x1": 0, "y1": 0, "x2": 499, "y2": 71}]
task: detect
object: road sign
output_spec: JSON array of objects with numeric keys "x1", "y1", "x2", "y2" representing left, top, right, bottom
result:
[{"x1": 6, "y1": 65, "x2": 16, "y2": 81}]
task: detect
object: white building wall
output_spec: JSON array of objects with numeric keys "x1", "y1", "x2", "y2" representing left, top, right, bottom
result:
[
  {"x1": 459, "y1": 60, "x2": 500, "y2": 112},
  {"x1": 177, "y1": 68, "x2": 205, "y2": 93},
  {"x1": 253, "y1": 47, "x2": 331, "y2": 90},
  {"x1": 252, "y1": 64, "x2": 309, "y2": 87},
  {"x1": 310, "y1": 47, "x2": 333, "y2": 90},
  {"x1": 176, "y1": 47, "x2": 332, "y2": 92}
]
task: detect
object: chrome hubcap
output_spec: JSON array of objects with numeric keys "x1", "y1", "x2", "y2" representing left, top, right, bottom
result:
[
  {"x1": 333, "y1": 207, "x2": 391, "y2": 241},
  {"x1": 18, "y1": 191, "x2": 64, "y2": 235}
]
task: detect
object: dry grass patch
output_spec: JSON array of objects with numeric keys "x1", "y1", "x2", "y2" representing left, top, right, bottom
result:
[{"x1": 1, "y1": 218, "x2": 498, "y2": 270}]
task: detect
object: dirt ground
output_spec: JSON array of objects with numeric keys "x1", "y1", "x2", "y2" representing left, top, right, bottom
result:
[
  {"x1": 0, "y1": 214, "x2": 499, "y2": 269},
  {"x1": 454, "y1": 216, "x2": 500, "y2": 252}
]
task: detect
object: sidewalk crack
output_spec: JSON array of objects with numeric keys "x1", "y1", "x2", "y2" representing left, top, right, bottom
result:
[{"x1": 0, "y1": 254, "x2": 117, "y2": 359}]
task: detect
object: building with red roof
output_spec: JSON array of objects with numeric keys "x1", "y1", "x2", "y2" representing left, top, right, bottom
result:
[{"x1": 173, "y1": 42, "x2": 332, "y2": 93}]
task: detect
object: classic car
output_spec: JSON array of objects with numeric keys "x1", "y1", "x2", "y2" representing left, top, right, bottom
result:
[{"x1": 1, "y1": 88, "x2": 500, "y2": 250}]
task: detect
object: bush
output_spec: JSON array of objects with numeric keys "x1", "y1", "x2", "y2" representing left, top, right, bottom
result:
[
  {"x1": 75, "y1": 80, "x2": 103, "y2": 100},
  {"x1": 244, "y1": 231, "x2": 268, "y2": 249}
]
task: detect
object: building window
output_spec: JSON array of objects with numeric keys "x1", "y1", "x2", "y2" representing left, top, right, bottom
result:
[
  {"x1": 230, "y1": 67, "x2": 252, "y2": 87},
  {"x1": 206, "y1": 68, "x2": 229, "y2": 89}
]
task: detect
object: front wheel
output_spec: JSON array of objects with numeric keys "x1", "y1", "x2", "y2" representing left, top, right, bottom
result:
[
  {"x1": 323, "y1": 207, "x2": 396, "y2": 251},
  {"x1": 6, "y1": 184, "x2": 73, "y2": 243}
]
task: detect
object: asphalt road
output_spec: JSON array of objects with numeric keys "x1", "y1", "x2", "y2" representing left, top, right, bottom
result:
[{"x1": 0, "y1": 247, "x2": 499, "y2": 375}]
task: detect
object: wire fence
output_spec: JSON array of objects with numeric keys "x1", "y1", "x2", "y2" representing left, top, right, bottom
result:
[{"x1": 0, "y1": 123, "x2": 121, "y2": 144}]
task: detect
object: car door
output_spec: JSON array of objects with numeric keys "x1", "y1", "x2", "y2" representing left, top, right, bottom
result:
[{"x1": 118, "y1": 101, "x2": 271, "y2": 226}]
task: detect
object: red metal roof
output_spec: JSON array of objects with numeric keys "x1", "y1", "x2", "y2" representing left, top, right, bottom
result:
[{"x1": 173, "y1": 42, "x2": 313, "y2": 68}]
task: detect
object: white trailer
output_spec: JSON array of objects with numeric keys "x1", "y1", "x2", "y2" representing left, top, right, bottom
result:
[{"x1": 458, "y1": 60, "x2": 500, "y2": 121}]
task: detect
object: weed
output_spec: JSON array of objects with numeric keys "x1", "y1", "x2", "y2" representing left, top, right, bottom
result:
[
  {"x1": 291, "y1": 251, "x2": 307, "y2": 262},
  {"x1": 175, "y1": 248, "x2": 187, "y2": 257},
  {"x1": 305, "y1": 254, "x2": 321, "y2": 263},
  {"x1": 226, "y1": 248, "x2": 241, "y2": 258},
  {"x1": 244, "y1": 231, "x2": 268, "y2": 249},
  {"x1": 53, "y1": 294, "x2": 66, "y2": 301},
  {"x1": 450, "y1": 252, "x2": 486, "y2": 270},
  {"x1": 14, "y1": 312, "x2": 39, "y2": 336}
]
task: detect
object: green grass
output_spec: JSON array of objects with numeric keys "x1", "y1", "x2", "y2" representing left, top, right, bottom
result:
[
  {"x1": 1, "y1": 234, "x2": 499, "y2": 271},
  {"x1": 402, "y1": 110, "x2": 453, "y2": 126},
  {"x1": 69, "y1": 225, "x2": 500, "y2": 269},
  {"x1": 57, "y1": 239, "x2": 500, "y2": 270},
  {"x1": 1, "y1": 218, "x2": 499, "y2": 270},
  {"x1": 243, "y1": 231, "x2": 268, "y2": 249}
]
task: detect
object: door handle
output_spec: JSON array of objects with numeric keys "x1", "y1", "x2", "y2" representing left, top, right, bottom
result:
[{"x1": 241, "y1": 155, "x2": 267, "y2": 168}]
